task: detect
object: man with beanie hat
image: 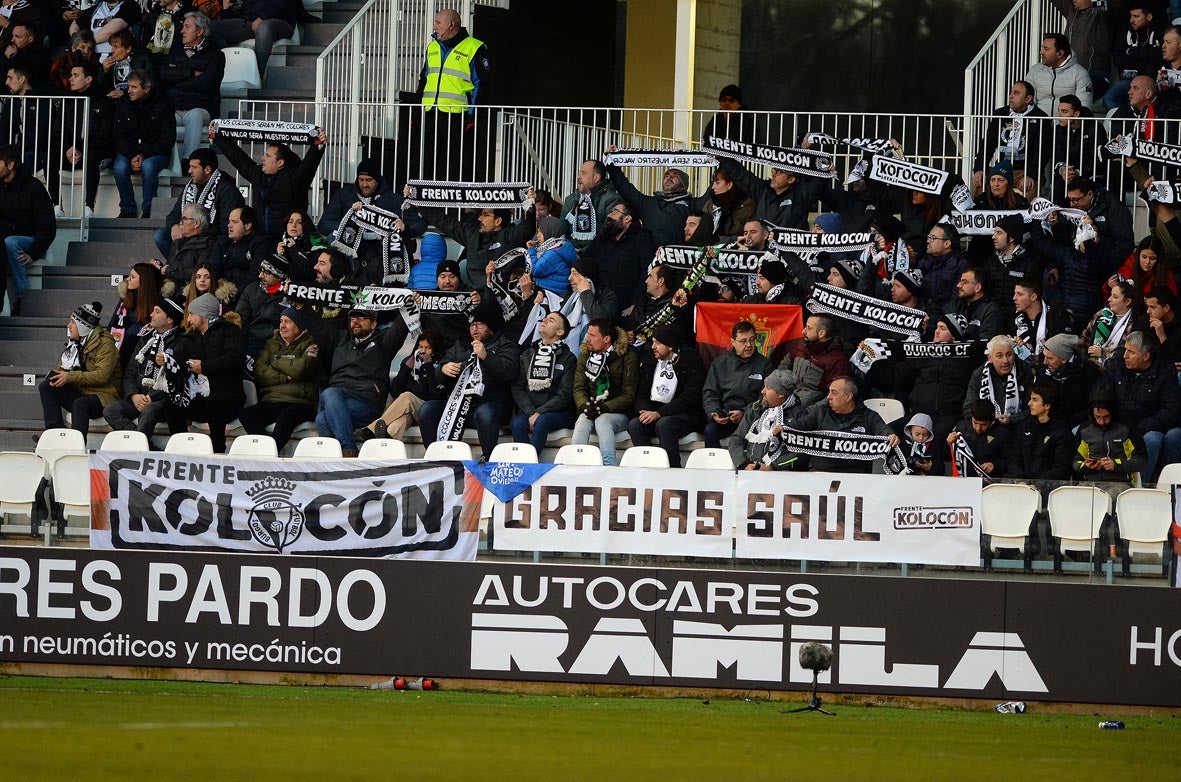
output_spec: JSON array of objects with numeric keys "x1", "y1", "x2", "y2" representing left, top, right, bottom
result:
[
  {"x1": 1012, "y1": 277, "x2": 1073, "y2": 359},
  {"x1": 1073, "y1": 387, "x2": 1146, "y2": 483},
  {"x1": 918, "y1": 222, "x2": 969, "y2": 310},
  {"x1": 729, "y1": 368, "x2": 809, "y2": 470},
  {"x1": 156, "y1": 147, "x2": 244, "y2": 258},
  {"x1": 239, "y1": 306, "x2": 324, "y2": 452},
  {"x1": 627, "y1": 324, "x2": 704, "y2": 467},
  {"x1": 235, "y1": 252, "x2": 290, "y2": 360},
  {"x1": 166, "y1": 292, "x2": 247, "y2": 453},
  {"x1": 39, "y1": 301, "x2": 123, "y2": 437},
  {"x1": 299, "y1": 299, "x2": 411, "y2": 457},
  {"x1": 703, "y1": 83, "x2": 756, "y2": 147},
  {"x1": 702, "y1": 319, "x2": 774, "y2": 448},
  {"x1": 743, "y1": 251, "x2": 815, "y2": 305},
  {"x1": 826, "y1": 257, "x2": 864, "y2": 290},
  {"x1": 900, "y1": 313, "x2": 981, "y2": 439},
  {"x1": 417, "y1": 258, "x2": 476, "y2": 351},
  {"x1": 103, "y1": 296, "x2": 188, "y2": 439},
  {"x1": 1034, "y1": 331, "x2": 1102, "y2": 429},
  {"x1": 985, "y1": 213, "x2": 1043, "y2": 307},
  {"x1": 604, "y1": 145, "x2": 693, "y2": 246}
]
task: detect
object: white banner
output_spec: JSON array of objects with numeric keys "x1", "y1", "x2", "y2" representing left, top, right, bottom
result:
[
  {"x1": 89, "y1": 452, "x2": 480, "y2": 560},
  {"x1": 491, "y1": 465, "x2": 734, "y2": 558},
  {"x1": 734, "y1": 472, "x2": 981, "y2": 565},
  {"x1": 491, "y1": 466, "x2": 981, "y2": 565}
]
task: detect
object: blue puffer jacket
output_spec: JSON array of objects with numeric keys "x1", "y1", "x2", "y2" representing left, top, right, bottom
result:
[
  {"x1": 410, "y1": 232, "x2": 448, "y2": 289},
  {"x1": 527, "y1": 238, "x2": 575, "y2": 296}
]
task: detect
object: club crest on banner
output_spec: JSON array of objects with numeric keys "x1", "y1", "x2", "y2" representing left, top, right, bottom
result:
[{"x1": 245, "y1": 477, "x2": 304, "y2": 553}]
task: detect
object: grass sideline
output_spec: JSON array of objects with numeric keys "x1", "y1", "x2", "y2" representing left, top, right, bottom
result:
[{"x1": 0, "y1": 676, "x2": 1174, "y2": 780}]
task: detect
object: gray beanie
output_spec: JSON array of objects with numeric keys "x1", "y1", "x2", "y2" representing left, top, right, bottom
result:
[
  {"x1": 765, "y1": 369, "x2": 797, "y2": 397},
  {"x1": 189, "y1": 292, "x2": 221, "y2": 320},
  {"x1": 1044, "y1": 332, "x2": 1079, "y2": 360}
]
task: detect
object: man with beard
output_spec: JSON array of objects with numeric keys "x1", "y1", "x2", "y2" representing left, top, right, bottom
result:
[
  {"x1": 157, "y1": 148, "x2": 245, "y2": 258},
  {"x1": 605, "y1": 152, "x2": 691, "y2": 246},
  {"x1": 782, "y1": 314, "x2": 850, "y2": 395},
  {"x1": 1026, "y1": 34, "x2": 1093, "y2": 114},
  {"x1": 1145, "y1": 286, "x2": 1181, "y2": 365},
  {"x1": 583, "y1": 201, "x2": 658, "y2": 308},
  {"x1": 729, "y1": 369, "x2": 809, "y2": 470},
  {"x1": 560, "y1": 158, "x2": 621, "y2": 250},
  {"x1": 234, "y1": 254, "x2": 288, "y2": 359},
  {"x1": 102, "y1": 297, "x2": 188, "y2": 438},
  {"x1": 417, "y1": 259, "x2": 475, "y2": 350},
  {"x1": 1011, "y1": 277, "x2": 1073, "y2": 360},
  {"x1": 985, "y1": 214, "x2": 1043, "y2": 308},
  {"x1": 1032, "y1": 332, "x2": 1100, "y2": 430},
  {"x1": 620, "y1": 262, "x2": 691, "y2": 348},
  {"x1": 301, "y1": 301, "x2": 410, "y2": 457},
  {"x1": 510, "y1": 311, "x2": 577, "y2": 452},
  {"x1": 964, "y1": 334, "x2": 1032, "y2": 427},
  {"x1": 735, "y1": 218, "x2": 771, "y2": 252},
  {"x1": 571, "y1": 319, "x2": 639, "y2": 466},
  {"x1": 627, "y1": 325, "x2": 704, "y2": 468},
  {"x1": 216, "y1": 207, "x2": 272, "y2": 290},
  {"x1": 944, "y1": 268, "x2": 1005, "y2": 341},
  {"x1": 702, "y1": 319, "x2": 774, "y2": 448},
  {"x1": 717, "y1": 153, "x2": 826, "y2": 230}
]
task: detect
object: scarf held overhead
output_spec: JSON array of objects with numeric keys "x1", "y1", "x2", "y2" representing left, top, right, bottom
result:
[
  {"x1": 330, "y1": 203, "x2": 408, "y2": 282},
  {"x1": 602, "y1": 149, "x2": 718, "y2": 167},
  {"x1": 211, "y1": 119, "x2": 319, "y2": 145},
  {"x1": 405, "y1": 180, "x2": 532, "y2": 210},
  {"x1": 701, "y1": 135, "x2": 836, "y2": 179},
  {"x1": 808, "y1": 284, "x2": 926, "y2": 338}
]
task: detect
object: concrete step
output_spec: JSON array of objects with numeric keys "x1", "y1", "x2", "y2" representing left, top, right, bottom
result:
[
  {"x1": 85, "y1": 228, "x2": 159, "y2": 244},
  {"x1": 264, "y1": 65, "x2": 317, "y2": 92},
  {"x1": 66, "y1": 242, "x2": 160, "y2": 266},
  {"x1": 152, "y1": 196, "x2": 178, "y2": 215},
  {"x1": 0, "y1": 391, "x2": 48, "y2": 423},
  {"x1": 0, "y1": 340, "x2": 62, "y2": 368},
  {"x1": 89, "y1": 217, "x2": 158, "y2": 231},
  {"x1": 14, "y1": 289, "x2": 107, "y2": 322},
  {"x1": 302, "y1": 23, "x2": 346, "y2": 47}
]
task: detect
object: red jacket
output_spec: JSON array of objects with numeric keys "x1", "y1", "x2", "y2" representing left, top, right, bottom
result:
[
  {"x1": 790, "y1": 338, "x2": 851, "y2": 391},
  {"x1": 1102, "y1": 252, "x2": 1178, "y2": 299}
]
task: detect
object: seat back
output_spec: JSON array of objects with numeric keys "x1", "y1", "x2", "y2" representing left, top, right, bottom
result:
[
  {"x1": 221, "y1": 47, "x2": 262, "y2": 94},
  {"x1": 1156, "y1": 462, "x2": 1181, "y2": 487},
  {"x1": 36, "y1": 428, "x2": 86, "y2": 470},
  {"x1": 685, "y1": 447, "x2": 735, "y2": 469},
  {"x1": 423, "y1": 440, "x2": 473, "y2": 462},
  {"x1": 50, "y1": 453, "x2": 91, "y2": 509},
  {"x1": 292, "y1": 437, "x2": 344, "y2": 460},
  {"x1": 357, "y1": 438, "x2": 409, "y2": 461},
  {"x1": 0, "y1": 451, "x2": 46, "y2": 505},
  {"x1": 228, "y1": 435, "x2": 279, "y2": 459},
  {"x1": 864, "y1": 397, "x2": 905, "y2": 425},
  {"x1": 1115, "y1": 488, "x2": 1173, "y2": 543},
  {"x1": 619, "y1": 446, "x2": 671, "y2": 468},
  {"x1": 488, "y1": 442, "x2": 539, "y2": 464},
  {"x1": 100, "y1": 431, "x2": 149, "y2": 452},
  {"x1": 165, "y1": 432, "x2": 214, "y2": 455},
  {"x1": 1047, "y1": 485, "x2": 1109, "y2": 547},
  {"x1": 554, "y1": 444, "x2": 601, "y2": 466},
  {"x1": 980, "y1": 483, "x2": 1040, "y2": 541}
]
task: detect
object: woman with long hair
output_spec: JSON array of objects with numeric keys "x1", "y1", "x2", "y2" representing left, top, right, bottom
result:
[
  {"x1": 1104, "y1": 236, "x2": 1178, "y2": 298},
  {"x1": 109, "y1": 262, "x2": 163, "y2": 368},
  {"x1": 181, "y1": 262, "x2": 238, "y2": 331},
  {"x1": 276, "y1": 209, "x2": 328, "y2": 283},
  {"x1": 700, "y1": 168, "x2": 755, "y2": 239},
  {"x1": 1084, "y1": 280, "x2": 1147, "y2": 366}
]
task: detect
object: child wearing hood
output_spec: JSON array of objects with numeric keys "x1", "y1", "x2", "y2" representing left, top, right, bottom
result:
[
  {"x1": 903, "y1": 412, "x2": 941, "y2": 475},
  {"x1": 526, "y1": 215, "x2": 576, "y2": 296}
]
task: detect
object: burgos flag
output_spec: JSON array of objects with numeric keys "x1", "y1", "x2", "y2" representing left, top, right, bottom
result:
[{"x1": 694, "y1": 302, "x2": 804, "y2": 367}]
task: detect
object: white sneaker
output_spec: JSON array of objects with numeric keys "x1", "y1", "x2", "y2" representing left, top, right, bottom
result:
[
  {"x1": 83, "y1": 206, "x2": 94, "y2": 219},
  {"x1": 53, "y1": 204, "x2": 64, "y2": 218}
]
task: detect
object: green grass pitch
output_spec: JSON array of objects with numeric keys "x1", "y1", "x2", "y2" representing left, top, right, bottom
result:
[{"x1": 0, "y1": 676, "x2": 1175, "y2": 780}]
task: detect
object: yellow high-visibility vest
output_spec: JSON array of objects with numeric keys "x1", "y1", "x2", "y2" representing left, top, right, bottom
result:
[{"x1": 422, "y1": 35, "x2": 483, "y2": 112}]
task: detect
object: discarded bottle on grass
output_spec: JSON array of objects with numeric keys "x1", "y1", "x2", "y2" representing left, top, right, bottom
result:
[
  {"x1": 1098, "y1": 720, "x2": 1125, "y2": 730},
  {"x1": 393, "y1": 676, "x2": 439, "y2": 691},
  {"x1": 994, "y1": 701, "x2": 1026, "y2": 714}
]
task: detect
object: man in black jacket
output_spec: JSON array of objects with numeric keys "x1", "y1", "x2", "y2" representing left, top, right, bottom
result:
[
  {"x1": 302, "y1": 301, "x2": 410, "y2": 457},
  {"x1": 604, "y1": 154, "x2": 691, "y2": 246},
  {"x1": 717, "y1": 153, "x2": 826, "y2": 230},
  {"x1": 510, "y1": 311, "x2": 576, "y2": 452},
  {"x1": 157, "y1": 148, "x2": 245, "y2": 256},
  {"x1": 157, "y1": 12, "x2": 224, "y2": 157},
  {"x1": 165, "y1": 292, "x2": 247, "y2": 453},
  {"x1": 947, "y1": 399, "x2": 1012, "y2": 479},
  {"x1": 216, "y1": 206, "x2": 271, "y2": 291},
  {"x1": 627, "y1": 325, "x2": 704, "y2": 468},
  {"x1": 1005, "y1": 382, "x2": 1074, "y2": 479},
  {"x1": 410, "y1": 192, "x2": 535, "y2": 290},
  {"x1": 163, "y1": 204, "x2": 218, "y2": 287},
  {"x1": 112, "y1": 70, "x2": 175, "y2": 219},
  {"x1": 971, "y1": 80, "x2": 1048, "y2": 200},
  {"x1": 235, "y1": 253, "x2": 288, "y2": 360},
  {"x1": 945, "y1": 268, "x2": 1006, "y2": 341},
  {"x1": 0, "y1": 142, "x2": 55, "y2": 315},
  {"x1": 46, "y1": 63, "x2": 113, "y2": 219},
  {"x1": 583, "y1": 201, "x2": 658, "y2": 308},
  {"x1": 1032, "y1": 332, "x2": 1100, "y2": 429},
  {"x1": 1103, "y1": 330, "x2": 1181, "y2": 478},
  {"x1": 103, "y1": 297, "x2": 188, "y2": 437},
  {"x1": 214, "y1": 123, "x2": 327, "y2": 240}
]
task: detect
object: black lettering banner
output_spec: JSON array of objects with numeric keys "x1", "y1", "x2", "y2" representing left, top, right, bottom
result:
[
  {"x1": 405, "y1": 180, "x2": 532, "y2": 210},
  {"x1": 869, "y1": 155, "x2": 950, "y2": 195},
  {"x1": 702, "y1": 135, "x2": 836, "y2": 179},
  {"x1": 2, "y1": 548, "x2": 1177, "y2": 707}
]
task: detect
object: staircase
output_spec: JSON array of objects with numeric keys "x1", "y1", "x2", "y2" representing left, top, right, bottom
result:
[{"x1": 0, "y1": 1, "x2": 364, "y2": 449}]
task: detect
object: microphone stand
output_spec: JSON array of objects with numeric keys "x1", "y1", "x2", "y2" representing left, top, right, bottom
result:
[{"x1": 786, "y1": 669, "x2": 835, "y2": 715}]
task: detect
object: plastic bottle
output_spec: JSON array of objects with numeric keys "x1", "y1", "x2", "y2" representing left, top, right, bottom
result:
[{"x1": 1098, "y1": 720, "x2": 1125, "y2": 730}]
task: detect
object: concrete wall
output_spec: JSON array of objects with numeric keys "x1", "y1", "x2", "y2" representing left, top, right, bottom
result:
[{"x1": 693, "y1": 0, "x2": 741, "y2": 110}]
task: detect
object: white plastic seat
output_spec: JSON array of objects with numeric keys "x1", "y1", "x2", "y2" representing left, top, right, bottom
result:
[
  {"x1": 35, "y1": 428, "x2": 86, "y2": 474},
  {"x1": 100, "y1": 431, "x2": 150, "y2": 452},
  {"x1": 864, "y1": 397, "x2": 905, "y2": 425},
  {"x1": 243, "y1": 380, "x2": 259, "y2": 408},
  {"x1": 488, "y1": 443, "x2": 539, "y2": 464},
  {"x1": 1155, "y1": 462, "x2": 1181, "y2": 486},
  {"x1": 221, "y1": 46, "x2": 262, "y2": 94},
  {"x1": 619, "y1": 446, "x2": 670, "y2": 468},
  {"x1": 423, "y1": 440, "x2": 473, "y2": 462},
  {"x1": 165, "y1": 432, "x2": 214, "y2": 455},
  {"x1": 980, "y1": 483, "x2": 1041, "y2": 566},
  {"x1": 0, "y1": 451, "x2": 46, "y2": 530},
  {"x1": 1115, "y1": 488, "x2": 1173, "y2": 571},
  {"x1": 357, "y1": 438, "x2": 409, "y2": 460},
  {"x1": 1046, "y1": 485, "x2": 1110, "y2": 569},
  {"x1": 50, "y1": 453, "x2": 91, "y2": 531},
  {"x1": 229, "y1": 434, "x2": 279, "y2": 459},
  {"x1": 684, "y1": 447, "x2": 735, "y2": 470},
  {"x1": 553, "y1": 444, "x2": 601, "y2": 466},
  {"x1": 292, "y1": 437, "x2": 344, "y2": 460}
]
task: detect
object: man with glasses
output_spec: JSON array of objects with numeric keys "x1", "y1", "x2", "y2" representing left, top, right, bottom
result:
[
  {"x1": 701, "y1": 320, "x2": 774, "y2": 448},
  {"x1": 917, "y1": 222, "x2": 968, "y2": 309},
  {"x1": 943, "y1": 268, "x2": 1004, "y2": 341}
]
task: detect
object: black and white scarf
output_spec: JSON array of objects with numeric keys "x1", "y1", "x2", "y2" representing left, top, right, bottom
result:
[
  {"x1": 404, "y1": 180, "x2": 532, "y2": 210},
  {"x1": 808, "y1": 284, "x2": 926, "y2": 339},
  {"x1": 781, "y1": 426, "x2": 908, "y2": 475},
  {"x1": 602, "y1": 149, "x2": 717, "y2": 167},
  {"x1": 181, "y1": 169, "x2": 224, "y2": 224},
  {"x1": 527, "y1": 341, "x2": 560, "y2": 391},
  {"x1": 487, "y1": 247, "x2": 530, "y2": 322},
  {"x1": 803, "y1": 133, "x2": 898, "y2": 157},
  {"x1": 59, "y1": 338, "x2": 84, "y2": 372},
  {"x1": 410, "y1": 348, "x2": 428, "y2": 384},
  {"x1": 331, "y1": 203, "x2": 408, "y2": 284},
  {"x1": 437, "y1": 354, "x2": 484, "y2": 442},
  {"x1": 1143, "y1": 181, "x2": 1181, "y2": 203},
  {"x1": 945, "y1": 209, "x2": 1028, "y2": 236},
  {"x1": 702, "y1": 134, "x2": 836, "y2": 178},
  {"x1": 850, "y1": 338, "x2": 988, "y2": 374},
  {"x1": 211, "y1": 119, "x2": 320, "y2": 146},
  {"x1": 951, "y1": 437, "x2": 992, "y2": 483},
  {"x1": 650, "y1": 353, "x2": 680, "y2": 404},
  {"x1": 566, "y1": 192, "x2": 597, "y2": 243},
  {"x1": 868, "y1": 154, "x2": 950, "y2": 196},
  {"x1": 584, "y1": 350, "x2": 611, "y2": 402},
  {"x1": 518, "y1": 289, "x2": 567, "y2": 348},
  {"x1": 979, "y1": 366, "x2": 1021, "y2": 418},
  {"x1": 131, "y1": 326, "x2": 179, "y2": 393},
  {"x1": 769, "y1": 228, "x2": 872, "y2": 255},
  {"x1": 745, "y1": 401, "x2": 793, "y2": 466},
  {"x1": 1105, "y1": 131, "x2": 1181, "y2": 166},
  {"x1": 1014, "y1": 307, "x2": 1049, "y2": 355}
]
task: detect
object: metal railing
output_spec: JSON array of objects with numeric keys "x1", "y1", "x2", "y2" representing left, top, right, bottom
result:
[
  {"x1": 0, "y1": 94, "x2": 90, "y2": 237},
  {"x1": 963, "y1": 0, "x2": 1062, "y2": 123}
]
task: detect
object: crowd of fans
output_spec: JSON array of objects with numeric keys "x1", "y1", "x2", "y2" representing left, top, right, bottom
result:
[{"x1": 19, "y1": 2, "x2": 1181, "y2": 484}]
